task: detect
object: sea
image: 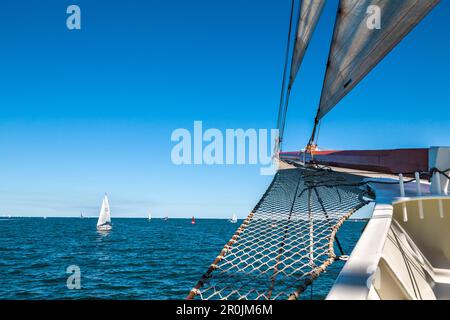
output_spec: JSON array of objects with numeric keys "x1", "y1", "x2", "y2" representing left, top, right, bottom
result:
[{"x1": 0, "y1": 218, "x2": 366, "y2": 300}]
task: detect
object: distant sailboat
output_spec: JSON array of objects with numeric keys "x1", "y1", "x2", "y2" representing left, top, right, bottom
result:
[
  {"x1": 229, "y1": 213, "x2": 238, "y2": 224},
  {"x1": 80, "y1": 211, "x2": 84, "y2": 219},
  {"x1": 97, "y1": 194, "x2": 112, "y2": 231},
  {"x1": 191, "y1": 216, "x2": 195, "y2": 225},
  {"x1": 164, "y1": 216, "x2": 168, "y2": 221},
  {"x1": 148, "y1": 210, "x2": 152, "y2": 221}
]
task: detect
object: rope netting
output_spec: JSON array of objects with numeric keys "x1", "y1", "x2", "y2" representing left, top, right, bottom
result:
[{"x1": 187, "y1": 165, "x2": 374, "y2": 300}]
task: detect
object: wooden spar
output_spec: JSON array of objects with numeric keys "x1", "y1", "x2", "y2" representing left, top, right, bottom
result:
[{"x1": 280, "y1": 148, "x2": 429, "y2": 175}]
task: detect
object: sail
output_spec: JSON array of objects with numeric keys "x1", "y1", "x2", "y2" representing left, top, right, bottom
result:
[
  {"x1": 97, "y1": 195, "x2": 111, "y2": 226},
  {"x1": 276, "y1": 0, "x2": 325, "y2": 152},
  {"x1": 316, "y1": 0, "x2": 440, "y2": 120},
  {"x1": 148, "y1": 211, "x2": 152, "y2": 220},
  {"x1": 289, "y1": 0, "x2": 326, "y2": 88}
]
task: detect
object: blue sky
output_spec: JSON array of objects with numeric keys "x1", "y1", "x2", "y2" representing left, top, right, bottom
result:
[{"x1": 0, "y1": 1, "x2": 448, "y2": 218}]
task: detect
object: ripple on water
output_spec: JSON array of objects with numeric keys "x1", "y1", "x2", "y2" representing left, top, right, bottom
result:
[{"x1": 0, "y1": 218, "x2": 366, "y2": 299}]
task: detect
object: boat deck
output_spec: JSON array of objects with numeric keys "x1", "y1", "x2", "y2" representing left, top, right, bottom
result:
[{"x1": 282, "y1": 160, "x2": 450, "y2": 300}]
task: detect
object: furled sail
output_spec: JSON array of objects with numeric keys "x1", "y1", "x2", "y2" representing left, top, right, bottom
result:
[
  {"x1": 316, "y1": 0, "x2": 440, "y2": 120},
  {"x1": 289, "y1": 0, "x2": 326, "y2": 88},
  {"x1": 97, "y1": 195, "x2": 111, "y2": 227}
]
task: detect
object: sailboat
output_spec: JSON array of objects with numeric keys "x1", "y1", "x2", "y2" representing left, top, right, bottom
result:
[
  {"x1": 229, "y1": 213, "x2": 237, "y2": 224},
  {"x1": 80, "y1": 211, "x2": 84, "y2": 219},
  {"x1": 191, "y1": 216, "x2": 195, "y2": 225},
  {"x1": 148, "y1": 210, "x2": 152, "y2": 221},
  {"x1": 188, "y1": 0, "x2": 446, "y2": 301},
  {"x1": 97, "y1": 194, "x2": 112, "y2": 231}
]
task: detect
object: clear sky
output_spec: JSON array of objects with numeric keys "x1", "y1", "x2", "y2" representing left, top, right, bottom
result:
[{"x1": 0, "y1": 1, "x2": 449, "y2": 218}]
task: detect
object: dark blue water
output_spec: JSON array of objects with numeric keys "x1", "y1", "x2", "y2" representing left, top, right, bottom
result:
[{"x1": 0, "y1": 218, "x2": 366, "y2": 299}]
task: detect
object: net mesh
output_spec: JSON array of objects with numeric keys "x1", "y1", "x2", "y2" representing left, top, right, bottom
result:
[{"x1": 188, "y1": 165, "x2": 373, "y2": 300}]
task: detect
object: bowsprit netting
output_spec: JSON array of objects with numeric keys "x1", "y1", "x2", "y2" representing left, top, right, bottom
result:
[{"x1": 187, "y1": 165, "x2": 373, "y2": 300}]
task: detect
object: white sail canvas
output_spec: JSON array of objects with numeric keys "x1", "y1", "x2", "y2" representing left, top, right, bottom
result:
[{"x1": 97, "y1": 195, "x2": 112, "y2": 230}]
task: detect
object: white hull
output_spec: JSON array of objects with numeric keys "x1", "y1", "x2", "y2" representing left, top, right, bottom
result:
[{"x1": 97, "y1": 224, "x2": 112, "y2": 231}]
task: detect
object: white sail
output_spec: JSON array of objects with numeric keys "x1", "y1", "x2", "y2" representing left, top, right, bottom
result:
[
  {"x1": 97, "y1": 195, "x2": 111, "y2": 227},
  {"x1": 277, "y1": 0, "x2": 325, "y2": 150},
  {"x1": 289, "y1": 0, "x2": 326, "y2": 88},
  {"x1": 230, "y1": 213, "x2": 238, "y2": 223},
  {"x1": 316, "y1": 0, "x2": 440, "y2": 120},
  {"x1": 148, "y1": 211, "x2": 152, "y2": 220}
]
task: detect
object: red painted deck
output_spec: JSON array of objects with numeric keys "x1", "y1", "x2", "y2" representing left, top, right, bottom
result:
[{"x1": 280, "y1": 148, "x2": 429, "y2": 174}]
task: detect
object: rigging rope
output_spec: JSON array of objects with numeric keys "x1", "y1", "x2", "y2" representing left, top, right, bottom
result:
[
  {"x1": 431, "y1": 167, "x2": 450, "y2": 181},
  {"x1": 276, "y1": 0, "x2": 296, "y2": 153},
  {"x1": 306, "y1": 0, "x2": 342, "y2": 152}
]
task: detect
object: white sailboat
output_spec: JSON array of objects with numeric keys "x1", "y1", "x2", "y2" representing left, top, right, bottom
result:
[
  {"x1": 229, "y1": 213, "x2": 237, "y2": 224},
  {"x1": 97, "y1": 194, "x2": 112, "y2": 231},
  {"x1": 148, "y1": 210, "x2": 152, "y2": 221}
]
